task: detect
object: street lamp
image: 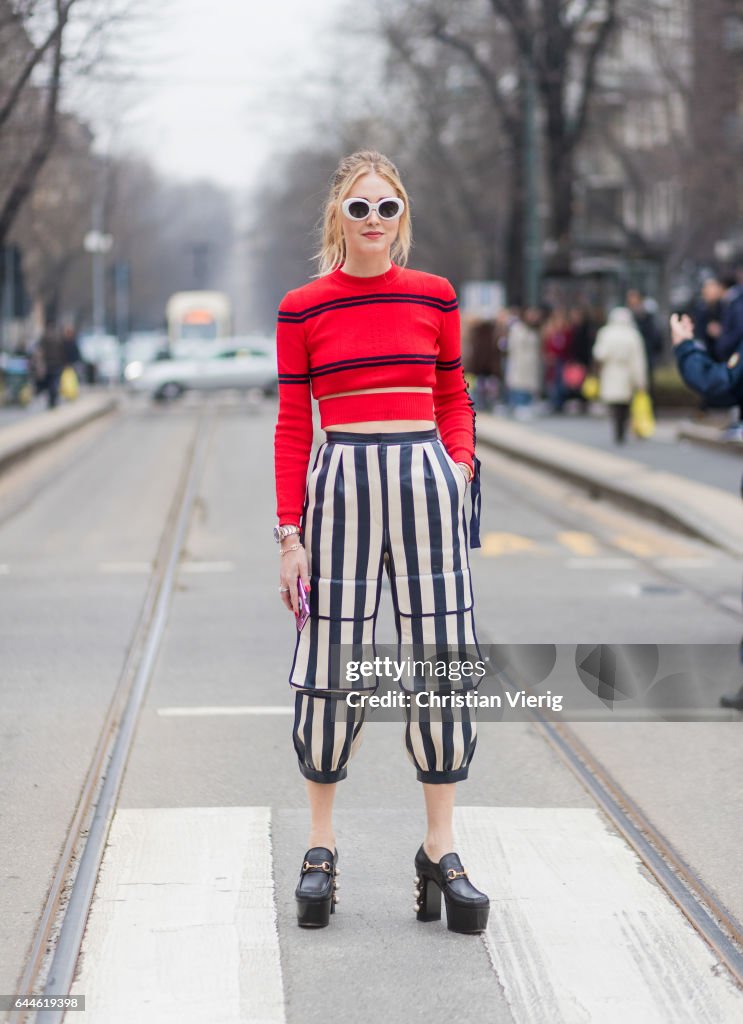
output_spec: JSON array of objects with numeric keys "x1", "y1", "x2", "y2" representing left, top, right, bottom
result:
[{"x1": 84, "y1": 229, "x2": 113, "y2": 337}]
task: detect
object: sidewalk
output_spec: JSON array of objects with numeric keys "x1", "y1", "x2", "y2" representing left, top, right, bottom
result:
[
  {"x1": 0, "y1": 390, "x2": 121, "y2": 473},
  {"x1": 476, "y1": 406, "x2": 743, "y2": 558}
]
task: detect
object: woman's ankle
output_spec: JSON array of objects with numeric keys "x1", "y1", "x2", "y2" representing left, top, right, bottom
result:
[
  {"x1": 423, "y1": 834, "x2": 455, "y2": 863},
  {"x1": 308, "y1": 831, "x2": 336, "y2": 851}
]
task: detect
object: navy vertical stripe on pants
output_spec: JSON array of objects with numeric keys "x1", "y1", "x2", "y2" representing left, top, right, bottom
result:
[{"x1": 289, "y1": 428, "x2": 483, "y2": 784}]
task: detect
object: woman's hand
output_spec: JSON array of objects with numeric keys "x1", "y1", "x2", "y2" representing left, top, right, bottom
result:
[
  {"x1": 670, "y1": 313, "x2": 695, "y2": 347},
  {"x1": 279, "y1": 540, "x2": 310, "y2": 615},
  {"x1": 456, "y1": 462, "x2": 472, "y2": 485}
]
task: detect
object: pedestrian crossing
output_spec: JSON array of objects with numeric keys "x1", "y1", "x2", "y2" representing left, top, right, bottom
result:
[
  {"x1": 65, "y1": 806, "x2": 743, "y2": 1023},
  {"x1": 478, "y1": 530, "x2": 716, "y2": 567}
]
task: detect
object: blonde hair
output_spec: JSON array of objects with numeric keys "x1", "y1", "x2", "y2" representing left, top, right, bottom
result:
[{"x1": 312, "y1": 150, "x2": 412, "y2": 277}]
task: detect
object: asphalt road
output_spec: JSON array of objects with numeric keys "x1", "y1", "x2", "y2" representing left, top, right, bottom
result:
[{"x1": 1, "y1": 393, "x2": 742, "y2": 1023}]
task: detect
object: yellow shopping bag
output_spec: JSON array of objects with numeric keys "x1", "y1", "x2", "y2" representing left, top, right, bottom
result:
[
  {"x1": 581, "y1": 374, "x2": 599, "y2": 401},
  {"x1": 60, "y1": 365, "x2": 79, "y2": 401},
  {"x1": 630, "y1": 389, "x2": 655, "y2": 438}
]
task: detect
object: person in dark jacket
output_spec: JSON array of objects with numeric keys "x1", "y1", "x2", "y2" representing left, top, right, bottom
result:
[
  {"x1": 691, "y1": 276, "x2": 726, "y2": 358},
  {"x1": 713, "y1": 264, "x2": 743, "y2": 364},
  {"x1": 627, "y1": 289, "x2": 663, "y2": 412},
  {"x1": 671, "y1": 311, "x2": 743, "y2": 709},
  {"x1": 38, "y1": 324, "x2": 65, "y2": 408}
]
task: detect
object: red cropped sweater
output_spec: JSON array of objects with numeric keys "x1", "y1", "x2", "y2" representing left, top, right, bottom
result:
[{"x1": 274, "y1": 262, "x2": 478, "y2": 535}]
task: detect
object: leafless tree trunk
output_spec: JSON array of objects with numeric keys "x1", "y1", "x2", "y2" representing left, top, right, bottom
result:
[
  {"x1": 0, "y1": 0, "x2": 74, "y2": 245},
  {"x1": 488, "y1": 0, "x2": 618, "y2": 273}
]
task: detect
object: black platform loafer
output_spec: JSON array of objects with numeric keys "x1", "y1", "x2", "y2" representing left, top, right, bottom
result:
[
  {"x1": 414, "y1": 844, "x2": 489, "y2": 934},
  {"x1": 295, "y1": 846, "x2": 339, "y2": 928}
]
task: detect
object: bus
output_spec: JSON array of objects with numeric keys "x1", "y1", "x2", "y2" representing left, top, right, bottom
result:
[{"x1": 165, "y1": 291, "x2": 232, "y2": 346}]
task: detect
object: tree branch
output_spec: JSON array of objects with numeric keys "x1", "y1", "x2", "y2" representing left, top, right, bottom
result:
[
  {"x1": 0, "y1": 0, "x2": 69, "y2": 241},
  {"x1": 428, "y1": 14, "x2": 520, "y2": 138}
]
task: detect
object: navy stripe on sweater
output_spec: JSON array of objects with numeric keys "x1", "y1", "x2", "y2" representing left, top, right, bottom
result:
[{"x1": 278, "y1": 292, "x2": 458, "y2": 324}]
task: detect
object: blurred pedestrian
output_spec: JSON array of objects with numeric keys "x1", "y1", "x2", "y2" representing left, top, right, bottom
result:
[
  {"x1": 542, "y1": 308, "x2": 574, "y2": 414},
  {"x1": 564, "y1": 305, "x2": 598, "y2": 414},
  {"x1": 690, "y1": 276, "x2": 726, "y2": 416},
  {"x1": 691, "y1": 276, "x2": 726, "y2": 358},
  {"x1": 626, "y1": 289, "x2": 663, "y2": 413},
  {"x1": 713, "y1": 261, "x2": 743, "y2": 363},
  {"x1": 465, "y1": 319, "x2": 499, "y2": 412},
  {"x1": 37, "y1": 324, "x2": 65, "y2": 409},
  {"x1": 505, "y1": 307, "x2": 543, "y2": 417},
  {"x1": 670, "y1": 311, "x2": 743, "y2": 709},
  {"x1": 593, "y1": 306, "x2": 648, "y2": 444},
  {"x1": 61, "y1": 324, "x2": 82, "y2": 373}
]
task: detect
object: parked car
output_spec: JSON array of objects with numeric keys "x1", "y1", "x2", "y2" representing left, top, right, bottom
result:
[{"x1": 124, "y1": 337, "x2": 278, "y2": 400}]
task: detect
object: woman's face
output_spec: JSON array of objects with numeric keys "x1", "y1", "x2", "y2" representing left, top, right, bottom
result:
[{"x1": 339, "y1": 171, "x2": 401, "y2": 263}]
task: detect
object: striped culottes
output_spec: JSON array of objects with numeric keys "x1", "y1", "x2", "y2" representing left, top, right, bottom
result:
[{"x1": 289, "y1": 428, "x2": 484, "y2": 784}]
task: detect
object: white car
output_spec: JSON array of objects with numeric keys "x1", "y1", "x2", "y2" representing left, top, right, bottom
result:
[{"x1": 125, "y1": 338, "x2": 278, "y2": 401}]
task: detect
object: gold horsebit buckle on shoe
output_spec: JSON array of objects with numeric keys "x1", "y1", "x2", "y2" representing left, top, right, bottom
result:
[
  {"x1": 302, "y1": 860, "x2": 332, "y2": 874},
  {"x1": 446, "y1": 867, "x2": 468, "y2": 880}
]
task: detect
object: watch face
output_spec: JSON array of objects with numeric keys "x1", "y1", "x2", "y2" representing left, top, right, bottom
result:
[{"x1": 273, "y1": 525, "x2": 282, "y2": 542}]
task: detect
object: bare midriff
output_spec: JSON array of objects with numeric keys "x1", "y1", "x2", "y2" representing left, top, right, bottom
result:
[{"x1": 320, "y1": 386, "x2": 436, "y2": 432}]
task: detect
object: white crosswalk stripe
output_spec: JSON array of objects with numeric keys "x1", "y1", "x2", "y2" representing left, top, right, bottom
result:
[
  {"x1": 66, "y1": 805, "x2": 743, "y2": 1024},
  {"x1": 455, "y1": 807, "x2": 743, "y2": 1024},
  {"x1": 68, "y1": 807, "x2": 285, "y2": 1024}
]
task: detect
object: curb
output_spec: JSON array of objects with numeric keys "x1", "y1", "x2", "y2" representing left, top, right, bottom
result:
[
  {"x1": 475, "y1": 413, "x2": 743, "y2": 558},
  {"x1": 0, "y1": 393, "x2": 121, "y2": 474},
  {"x1": 677, "y1": 422, "x2": 743, "y2": 456}
]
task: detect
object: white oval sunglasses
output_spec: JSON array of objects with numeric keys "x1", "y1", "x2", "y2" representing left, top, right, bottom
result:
[{"x1": 341, "y1": 196, "x2": 405, "y2": 221}]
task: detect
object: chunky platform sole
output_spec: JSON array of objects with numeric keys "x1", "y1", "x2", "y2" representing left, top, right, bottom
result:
[
  {"x1": 296, "y1": 859, "x2": 339, "y2": 928},
  {"x1": 414, "y1": 872, "x2": 490, "y2": 934},
  {"x1": 296, "y1": 892, "x2": 336, "y2": 928}
]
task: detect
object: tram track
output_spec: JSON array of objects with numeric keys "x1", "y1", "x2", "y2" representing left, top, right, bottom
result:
[
  {"x1": 487, "y1": 655, "x2": 743, "y2": 992},
  {"x1": 8, "y1": 400, "x2": 216, "y2": 1024}
]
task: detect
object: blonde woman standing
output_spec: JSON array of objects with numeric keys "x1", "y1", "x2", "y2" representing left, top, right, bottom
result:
[{"x1": 273, "y1": 150, "x2": 489, "y2": 932}]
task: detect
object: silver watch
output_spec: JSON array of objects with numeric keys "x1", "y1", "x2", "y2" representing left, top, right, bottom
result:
[{"x1": 274, "y1": 523, "x2": 301, "y2": 544}]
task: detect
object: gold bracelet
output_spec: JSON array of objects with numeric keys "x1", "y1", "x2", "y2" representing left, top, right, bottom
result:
[{"x1": 280, "y1": 542, "x2": 301, "y2": 556}]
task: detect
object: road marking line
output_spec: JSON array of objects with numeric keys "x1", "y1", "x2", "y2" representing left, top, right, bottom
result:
[
  {"x1": 69, "y1": 807, "x2": 285, "y2": 1024},
  {"x1": 565, "y1": 558, "x2": 634, "y2": 570},
  {"x1": 481, "y1": 532, "x2": 539, "y2": 557},
  {"x1": 99, "y1": 562, "x2": 152, "y2": 573},
  {"x1": 157, "y1": 706, "x2": 293, "y2": 717},
  {"x1": 455, "y1": 807, "x2": 743, "y2": 1023},
  {"x1": 557, "y1": 531, "x2": 601, "y2": 556},
  {"x1": 613, "y1": 535, "x2": 657, "y2": 558},
  {"x1": 656, "y1": 558, "x2": 715, "y2": 569},
  {"x1": 180, "y1": 560, "x2": 235, "y2": 573}
]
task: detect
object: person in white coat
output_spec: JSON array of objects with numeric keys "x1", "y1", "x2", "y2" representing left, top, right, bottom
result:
[
  {"x1": 592, "y1": 306, "x2": 648, "y2": 443},
  {"x1": 505, "y1": 307, "x2": 543, "y2": 417}
]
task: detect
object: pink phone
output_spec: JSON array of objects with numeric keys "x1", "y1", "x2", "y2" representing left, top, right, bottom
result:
[{"x1": 296, "y1": 577, "x2": 310, "y2": 631}]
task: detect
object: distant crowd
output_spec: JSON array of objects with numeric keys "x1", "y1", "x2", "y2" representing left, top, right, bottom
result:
[{"x1": 465, "y1": 270, "x2": 743, "y2": 442}]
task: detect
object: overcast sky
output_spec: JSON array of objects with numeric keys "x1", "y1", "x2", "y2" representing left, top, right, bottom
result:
[{"x1": 92, "y1": 0, "x2": 374, "y2": 194}]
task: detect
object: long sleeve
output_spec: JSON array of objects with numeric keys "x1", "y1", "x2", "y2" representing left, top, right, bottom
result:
[
  {"x1": 433, "y1": 280, "x2": 475, "y2": 473},
  {"x1": 631, "y1": 335, "x2": 648, "y2": 391},
  {"x1": 675, "y1": 338, "x2": 743, "y2": 407},
  {"x1": 274, "y1": 291, "x2": 313, "y2": 526}
]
